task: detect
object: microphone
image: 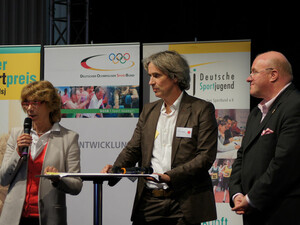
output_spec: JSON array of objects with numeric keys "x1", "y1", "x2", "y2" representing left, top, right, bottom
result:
[
  {"x1": 112, "y1": 166, "x2": 153, "y2": 174},
  {"x1": 22, "y1": 117, "x2": 32, "y2": 160}
]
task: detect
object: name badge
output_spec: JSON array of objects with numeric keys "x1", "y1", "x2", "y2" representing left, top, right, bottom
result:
[{"x1": 176, "y1": 127, "x2": 192, "y2": 138}]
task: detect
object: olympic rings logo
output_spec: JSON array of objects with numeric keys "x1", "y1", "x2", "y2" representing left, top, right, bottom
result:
[
  {"x1": 81, "y1": 53, "x2": 135, "y2": 71},
  {"x1": 109, "y1": 53, "x2": 130, "y2": 64}
]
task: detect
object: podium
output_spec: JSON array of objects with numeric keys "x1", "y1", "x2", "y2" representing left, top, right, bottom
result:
[{"x1": 40, "y1": 173, "x2": 159, "y2": 225}]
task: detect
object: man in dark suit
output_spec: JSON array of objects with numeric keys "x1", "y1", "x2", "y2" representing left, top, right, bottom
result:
[
  {"x1": 229, "y1": 51, "x2": 300, "y2": 225},
  {"x1": 102, "y1": 51, "x2": 217, "y2": 225}
]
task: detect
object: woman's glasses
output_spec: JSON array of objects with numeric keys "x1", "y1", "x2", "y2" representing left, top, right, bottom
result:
[{"x1": 21, "y1": 101, "x2": 44, "y2": 109}]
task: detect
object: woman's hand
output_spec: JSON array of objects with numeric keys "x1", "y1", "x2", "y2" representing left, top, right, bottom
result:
[
  {"x1": 16, "y1": 134, "x2": 32, "y2": 156},
  {"x1": 44, "y1": 166, "x2": 61, "y2": 183}
]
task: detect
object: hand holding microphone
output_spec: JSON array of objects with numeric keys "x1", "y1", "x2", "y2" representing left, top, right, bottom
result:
[{"x1": 17, "y1": 117, "x2": 32, "y2": 160}]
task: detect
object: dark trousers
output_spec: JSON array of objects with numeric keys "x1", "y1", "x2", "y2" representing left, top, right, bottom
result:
[
  {"x1": 19, "y1": 217, "x2": 39, "y2": 225},
  {"x1": 132, "y1": 190, "x2": 197, "y2": 225},
  {"x1": 243, "y1": 196, "x2": 300, "y2": 225}
]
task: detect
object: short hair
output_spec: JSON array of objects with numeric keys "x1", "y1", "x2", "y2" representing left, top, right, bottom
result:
[
  {"x1": 271, "y1": 53, "x2": 293, "y2": 80},
  {"x1": 257, "y1": 51, "x2": 293, "y2": 81},
  {"x1": 143, "y1": 50, "x2": 190, "y2": 90},
  {"x1": 94, "y1": 86, "x2": 103, "y2": 94},
  {"x1": 217, "y1": 117, "x2": 226, "y2": 126},
  {"x1": 21, "y1": 80, "x2": 61, "y2": 124},
  {"x1": 223, "y1": 115, "x2": 232, "y2": 122}
]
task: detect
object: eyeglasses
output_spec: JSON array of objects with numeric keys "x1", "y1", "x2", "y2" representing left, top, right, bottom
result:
[
  {"x1": 249, "y1": 68, "x2": 274, "y2": 78},
  {"x1": 21, "y1": 101, "x2": 44, "y2": 109}
]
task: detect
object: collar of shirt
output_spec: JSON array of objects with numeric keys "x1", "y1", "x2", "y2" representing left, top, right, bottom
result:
[
  {"x1": 30, "y1": 122, "x2": 60, "y2": 160},
  {"x1": 160, "y1": 91, "x2": 184, "y2": 115},
  {"x1": 31, "y1": 122, "x2": 60, "y2": 136},
  {"x1": 258, "y1": 83, "x2": 291, "y2": 121}
]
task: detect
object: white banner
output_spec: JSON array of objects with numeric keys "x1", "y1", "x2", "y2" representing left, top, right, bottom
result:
[
  {"x1": 44, "y1": 43, "x2": 140, "y2": 225},
  {"x1": 143, "y1": 40, "x2": 251, "y2": 225}
]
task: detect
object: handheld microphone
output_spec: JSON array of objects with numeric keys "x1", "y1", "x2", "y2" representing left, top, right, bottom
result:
[
  {"x1": 112, "y1": 166, "x2": 153, "y2": 174},
  {"x1": 22, "y1": 117, "x2": 32, "y2": 160}
]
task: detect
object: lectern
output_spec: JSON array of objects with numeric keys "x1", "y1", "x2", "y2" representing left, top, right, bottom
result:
[{"x1": 39, "y1": 173, "x2": 159, "y2": 225}]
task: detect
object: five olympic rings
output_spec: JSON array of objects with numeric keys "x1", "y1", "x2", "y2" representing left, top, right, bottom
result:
[{"x1": 109, "y1": 53, "x2": 130, "y2": 64}]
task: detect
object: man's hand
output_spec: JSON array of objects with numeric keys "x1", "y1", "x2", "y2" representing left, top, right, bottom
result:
[
  {"x1": 146, "y1": 173, "x2": 170, "y2": 183},
  {"x1": 100, "y1": 164, "x2": 113, "y2": 173},
  {"x1": 232, "y1": 194, "x2": 252, "y2": 215}
]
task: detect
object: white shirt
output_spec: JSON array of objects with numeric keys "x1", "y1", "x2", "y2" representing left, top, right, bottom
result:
[
  {"x1": 147, "y1": 92, "x2": 183, "y2": 189},
  {"x1": 30, "y1": 123, "x2": 60, "y2": 160}
]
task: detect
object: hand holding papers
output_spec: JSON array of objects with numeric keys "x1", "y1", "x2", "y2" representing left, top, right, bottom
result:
[{"x1": 44, "y1": 166, "x2": 60, "y2": 183}]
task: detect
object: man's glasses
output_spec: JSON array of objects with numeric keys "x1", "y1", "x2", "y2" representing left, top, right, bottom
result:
[
  {"x1": 249, "y1": 68, "x2": 274, "y2": 78},
  {"x1": 21, "y1": 101, "x2": 44, "y2": 109}
]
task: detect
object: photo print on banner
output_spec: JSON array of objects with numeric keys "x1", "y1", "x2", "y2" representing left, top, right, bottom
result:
[
  {"x1": 57, "y1": 85, "x2": 139, "y2": 118},
  {"x1": 212, "y1": 109, "x2": 249, "y2": 203}
]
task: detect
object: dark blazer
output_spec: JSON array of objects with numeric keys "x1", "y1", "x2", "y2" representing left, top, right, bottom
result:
[
  {"x1": 0, "y1": 124, "x2": 82, "y2": 225},
  {"x1": 113, "y1": 92, "x2": 217, "y2": 224},
  {"x1": 229, "y1": 84, "x2": 300, "y2": 224}
]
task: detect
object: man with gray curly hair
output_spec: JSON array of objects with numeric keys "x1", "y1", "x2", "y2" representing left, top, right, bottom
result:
[
  {"x1": 102, "y1": 50, "x2": 217, "y2": 225},
  {"x1": 143, "y1": 50, "x2": 191, "y2": 91}
]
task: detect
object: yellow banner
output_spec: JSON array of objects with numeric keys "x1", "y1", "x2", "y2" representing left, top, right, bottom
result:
[
  {"x1": 0, "y1": 46, "x2": 41, "y2": 100},
  {"x1": 169, "y1": 41, "x2": 251, "y2": 54}
]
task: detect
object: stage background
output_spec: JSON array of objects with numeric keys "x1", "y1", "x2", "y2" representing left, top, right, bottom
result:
[{"x1": 0, "y1": 41, "x2": 250, "y2": 224}]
